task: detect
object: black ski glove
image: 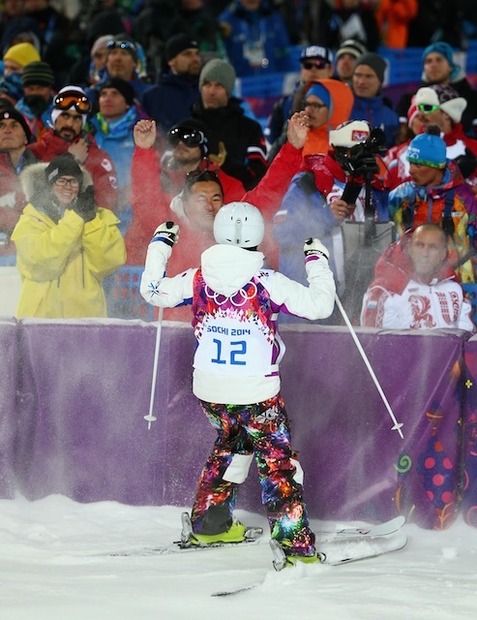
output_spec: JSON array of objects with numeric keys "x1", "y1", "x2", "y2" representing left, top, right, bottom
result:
[{"x1": 72, "y1": 186, "x2": 96, "y2": 222}]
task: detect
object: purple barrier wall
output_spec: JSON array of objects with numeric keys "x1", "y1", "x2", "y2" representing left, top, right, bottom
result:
[
  {"x1": 11, "y1": 320, "x2": 468, "y2": 529},
  {"x1": 275, "y1": 327, "x2": 466, "y2": 529},
  {"x1": 15, "y1": 319, "x2": 197, "y2": 505},
  {"x1": 0, "y1": 318, "x2": 19, "y2": 499}
]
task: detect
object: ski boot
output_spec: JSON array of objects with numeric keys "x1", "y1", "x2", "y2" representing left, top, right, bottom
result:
[
  {"x1": 180, "y1": 512, "x2": 263, "y2": 548},
  {"x1": 270, "y1": 539, "x2": 325, "y2": 570}
]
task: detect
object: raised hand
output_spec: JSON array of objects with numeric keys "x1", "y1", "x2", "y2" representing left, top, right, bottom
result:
[
  {"x1": 304, "y1": 237, "x2": 329, "y2": 259},
  {"x1": 287, "y1": 111, "x2": 309, "y2": 149},
  {"x1": 134, "y1": 119, "x2": 157, "y2": 149}
]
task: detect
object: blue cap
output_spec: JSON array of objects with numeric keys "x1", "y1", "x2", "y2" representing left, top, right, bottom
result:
[
  {"x1": 305, "y1": 83, "x2": 331, "y2": 108},
  {"x1": 407, "y1": 132, "x2": 447, "y2": 169}
]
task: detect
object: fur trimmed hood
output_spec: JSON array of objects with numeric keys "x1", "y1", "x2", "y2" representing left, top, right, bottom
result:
[{"x1": 20, "y1": 160, "x2": 93, "y2": 203}]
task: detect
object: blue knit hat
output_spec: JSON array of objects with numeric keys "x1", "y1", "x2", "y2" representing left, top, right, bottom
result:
[
  {"x1": 305, "y1": 83, "x2": 331, "y2": 108},
  {"x1": 422, "y1": 42, "x2": 459, "y2": 80},
  {"x1": 406, "y1": 132, "x2": 447, "y2": 169}
]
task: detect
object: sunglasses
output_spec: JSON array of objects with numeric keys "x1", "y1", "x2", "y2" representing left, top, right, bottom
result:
[
  {"x1": 417, "y1": 103, "x2": 440, "y2": 114},
  {"x1": 54, "y1": 92, "x2": 91, "y2": 114},
  {"x1": 107, "y1": 40, "x2": 137, "y2": 56},
  {"x1": 301, "y1": 60, "x2": 329, "y2": 70},
  {"x1": 169, "y1": 127, "x2": 206, "y2": 148}
]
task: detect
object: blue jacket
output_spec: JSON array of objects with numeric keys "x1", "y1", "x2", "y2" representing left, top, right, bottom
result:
[
  {"x1": 350, "y1": 95, "x2": 399, "y2": 149},
  {"x1": 90, "y1": 105, "x2": 141, "y2": 234},
  {"x1": 141, "y1": 72, "x2": 200, "y2": 135},
  {"x1": 219, "y1": 0, "x2": 290, "y2": 76},
  {"x1": 274, "y1": 170, "x2": 390, "y2": 287}
]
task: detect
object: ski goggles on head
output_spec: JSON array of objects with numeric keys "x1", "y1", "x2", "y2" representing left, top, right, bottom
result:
[
  {"x1": 168, "y1": 126, "x2": 206, "y2": 148},
  {"x1": 417, "y1": 103, "x2": 440, "y2": 114},
  {"x1": 107, "y1": 39, "x2": 138, "y2": 59},
  {"x1": 301, "y1": 59, "x2": 329, "y2": 70},
  {"x1": 54, "y1": 91, "x2": 91, "y2": 114}
]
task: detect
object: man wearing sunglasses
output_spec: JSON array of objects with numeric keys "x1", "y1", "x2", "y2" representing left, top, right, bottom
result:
[
  {"x1": 28, "y1": 85, "x2": 119, "y2": 212},
  {"x1": 387, "y1": 85, "x2": 477, "y2": 191},
  {"x1": 396, "y1": 42, "x2": 477, "y2": 143},
  {"x1": 86, "y1": 36, "x2": 151, "y2": 104},
  {"x1": 414, "y1": 85, "x2": 477, "y2": 188},
  {"x1": 125, "y1": 111, "x2": 309, "y2": 299},
  {"x1": 266, "y1": 44, "x2": 334, "y2": 151},
  {"x1": 159, "y1": 118, "x2": 245, "y2": 205}
]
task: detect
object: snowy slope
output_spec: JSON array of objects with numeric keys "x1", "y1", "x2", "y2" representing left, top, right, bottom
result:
[{"x1": 0, "y1": 496, "x2": 475, "y2": 620}]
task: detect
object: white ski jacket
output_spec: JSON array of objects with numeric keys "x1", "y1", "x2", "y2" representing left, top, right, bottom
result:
[
  {"x1": 141, "y1": 242, "x2": 335, "y2": 404},
  {"x1": 361, "y1": 277, "x2": 474, "y2": 331}
]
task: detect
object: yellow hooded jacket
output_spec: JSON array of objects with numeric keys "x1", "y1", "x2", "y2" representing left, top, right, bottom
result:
[{"x1": 12, "y1": 163, "x2": 126, "y2": 318}]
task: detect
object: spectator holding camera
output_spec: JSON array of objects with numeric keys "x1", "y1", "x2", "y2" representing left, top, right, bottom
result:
[{"x1": 11, "y1": 152, "x2": 125, "y2": 318}]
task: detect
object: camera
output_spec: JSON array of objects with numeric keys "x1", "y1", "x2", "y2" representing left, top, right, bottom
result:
[{"x1": 335, "y1": 128, "x2": 387, "y2": 177}]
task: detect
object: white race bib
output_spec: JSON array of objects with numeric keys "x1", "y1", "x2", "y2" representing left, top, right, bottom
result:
[{"x1": 194, "y1": 315, "x2": 274, "y2": 376}]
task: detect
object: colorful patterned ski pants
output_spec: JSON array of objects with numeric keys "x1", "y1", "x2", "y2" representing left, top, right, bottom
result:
[{"x1": 190, "y1": 393, "x2": 316, "y2": 556}]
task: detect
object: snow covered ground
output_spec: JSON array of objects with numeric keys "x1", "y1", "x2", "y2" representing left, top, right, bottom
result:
[{"x1": 0, "y1": 495, "x2": 475, "y2": 619}]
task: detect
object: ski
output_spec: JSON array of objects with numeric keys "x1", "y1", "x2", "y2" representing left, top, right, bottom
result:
[
  {"x1": 317, "y1": 515, "x2": 405, "y2": 542},
  {"x1": 102, "y1": 512, "x2": 263, "y2": 557},
  {"x1": 103, "y1": 535, "x2": 264, "y2": 557},
  {"x1": 100, "y1": 515, "x2": 404, "y2": 558},
  {"x1": 211, "y1": 530, "x2": 407, "y2": 597}
]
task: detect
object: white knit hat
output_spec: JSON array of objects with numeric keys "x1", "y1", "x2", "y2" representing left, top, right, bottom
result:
[
  {"x1": 50, "y1": 85, "x2": 90, "y2": 127},
  {"x1": 415, "y1": 86, "x2": 467, "y2": 124}
]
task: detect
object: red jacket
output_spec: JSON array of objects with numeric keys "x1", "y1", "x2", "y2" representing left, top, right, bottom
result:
[
  {"x1": 27, "y1": 130, "x2": 119, "y2": 211},
  {"x1": 125, "y1": 141, "x2": 304, "y2": 269}
]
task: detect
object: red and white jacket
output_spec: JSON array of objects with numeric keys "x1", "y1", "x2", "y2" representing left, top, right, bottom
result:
[{"x1": 360, "y1": 236, "x2": 474, "y2": 330}]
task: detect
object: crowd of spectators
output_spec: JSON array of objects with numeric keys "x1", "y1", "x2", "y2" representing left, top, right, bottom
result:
[{"x1": 1, "y1": 0, "x2": 477, "y2": 329}]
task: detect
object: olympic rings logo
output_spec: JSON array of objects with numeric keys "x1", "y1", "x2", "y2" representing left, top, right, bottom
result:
[{"x1": 204, "y1": 282, "x2": 258, "y2": 307}]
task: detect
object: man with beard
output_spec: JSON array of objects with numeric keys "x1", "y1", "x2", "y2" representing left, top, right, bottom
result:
[
  {"x1": 141, "y1": 34, "x2": 202, "y2": 137},
  {"x1": 27, "y1": 85, "x2": 119, "y2": 211},
  {"x1": 15, "y1": 60, "x2": 55, "y2": 140}
]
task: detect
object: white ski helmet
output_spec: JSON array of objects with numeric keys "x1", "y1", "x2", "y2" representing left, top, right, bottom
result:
[
  {"x1": 213, "y1": 201, "x2": 265, "y2": 248},
  {"x1": 329, "y1": 120, "x2": 371, "y2": 148}
]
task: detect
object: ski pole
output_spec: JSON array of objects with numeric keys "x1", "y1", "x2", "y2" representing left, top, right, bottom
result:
[
  {"x1": 335, "y1": 294, "x2": 404, "y2": 439},
  {"x1": 144, "y1": 306, "x2": 164, "y2": 430}
]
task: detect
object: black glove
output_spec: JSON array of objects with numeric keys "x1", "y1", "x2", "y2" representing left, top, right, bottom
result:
[
  {"x1": 72, "y1": 186, "x2": 96, "y2": 222},
  {"x1": 454, "y1": 151, "x2": 477, "y2": 179}
]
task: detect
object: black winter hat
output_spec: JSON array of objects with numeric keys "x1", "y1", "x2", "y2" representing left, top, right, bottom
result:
[
  {"x1": 0, "y1": 103, "x2": 32, "y2": 142},
  {"x1": 45, "y1": 153, "x2": 83, "y2": 185},
  {"x1": 165, "y1": 33, "x2": 199, "y2": 62},
  {"x1": 99, "y1": 77, "x2": 135, "y2": 106}
]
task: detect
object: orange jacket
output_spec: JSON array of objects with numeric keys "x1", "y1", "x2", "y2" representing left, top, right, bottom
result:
[
  {"x1": 376, "y1": 0, "x2": 418, "y2": 48},
  {"x1": 302, "y1": 79, "x2": 355, "y2": 157}
]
